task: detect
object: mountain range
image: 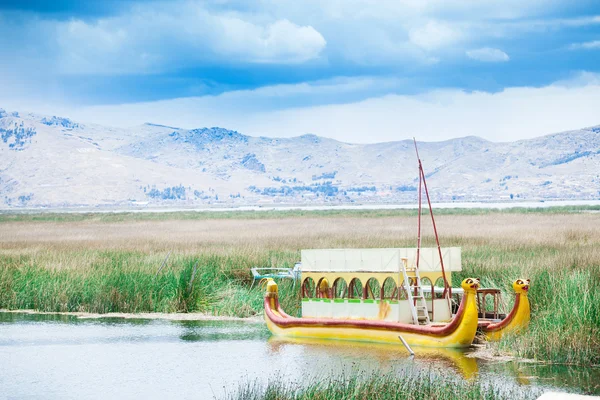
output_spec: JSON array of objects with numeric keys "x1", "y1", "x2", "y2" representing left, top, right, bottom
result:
[{"x1": 1, "y1": 107, "x2": 599, "y2": 209}]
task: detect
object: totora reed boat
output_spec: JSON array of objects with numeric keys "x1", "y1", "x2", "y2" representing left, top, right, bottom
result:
[
  {"x1": 479, "y1": 279, "x2": 531, "y2": 341},
  {"x1": 262, "y1": 139, "x2": 531, "y2": 349},
  {"x1": 264, "y1": 274, "x2": 481, "y2": 348}
]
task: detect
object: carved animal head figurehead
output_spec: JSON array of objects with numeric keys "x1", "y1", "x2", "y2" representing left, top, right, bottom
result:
[
  {"x1": 265, "y1": 278, "x2": 278, "y2": 297},
  {"x1": 513, "y1": 278, "x2": 530, "y2": 295},
  {"x1": 461, "y1": 278, "x2": 480, "y2": 293}
]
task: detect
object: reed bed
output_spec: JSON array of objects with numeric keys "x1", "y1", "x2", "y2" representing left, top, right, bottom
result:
[
  {"x1": 227, "y1": 370, "x2": 545, "y2": 400},
  {"x1": 1, "y1": 209, "x2": 599, "y2": 365}
]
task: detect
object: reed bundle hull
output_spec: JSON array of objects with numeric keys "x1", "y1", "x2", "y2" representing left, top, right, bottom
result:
[{"x1": 263, "y1": 279, "x2": 481, "y2": 348}]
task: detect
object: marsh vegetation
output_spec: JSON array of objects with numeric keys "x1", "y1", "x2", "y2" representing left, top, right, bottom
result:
[
  {"x1": 1, "y1": 208, "x2": 599, "y2": 366},
  {"x1": 228, "y1": 371, "x2": 544, "y2": 400}
]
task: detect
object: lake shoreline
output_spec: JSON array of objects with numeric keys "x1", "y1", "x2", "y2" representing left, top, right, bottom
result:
[
  {"x1": 0, "y1": 309, "x2": 264, "y2": 323},
  {"x1": 2, "y1": 310, "x2": 599, "y2": 368},
  {"x1": 1, "y1": 199, "x2": 600, "y2": 214}
]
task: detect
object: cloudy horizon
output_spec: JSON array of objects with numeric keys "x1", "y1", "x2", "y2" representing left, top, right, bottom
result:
[{"x1": 1, "y1": 0, "x2": 599, "y2": 143}]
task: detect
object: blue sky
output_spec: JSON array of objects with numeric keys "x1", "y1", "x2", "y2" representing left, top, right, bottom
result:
[{"x1": 1, "y1": 0, "x2": 599, "y2": 142}]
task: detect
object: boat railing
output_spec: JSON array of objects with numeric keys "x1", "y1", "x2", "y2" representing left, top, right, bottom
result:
[
  {"x1": 250, "y1": 263, "x2": 301, "y2": 288},
  {"x1": 423, "y1": 286, "x2": 464, "y2": 295}
]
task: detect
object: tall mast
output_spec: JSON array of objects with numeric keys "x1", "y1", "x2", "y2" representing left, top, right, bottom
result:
[
  {"x1": 413, "y1": 138, "x2": 451, "y2": 298},
  {"x1": 415, "y1": 140, "x2": 422, "y2": 270}
]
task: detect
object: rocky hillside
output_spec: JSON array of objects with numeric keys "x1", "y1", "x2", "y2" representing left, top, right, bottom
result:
[{"x1": 1, "y1": 108, "x2": 599, "y2": 209}]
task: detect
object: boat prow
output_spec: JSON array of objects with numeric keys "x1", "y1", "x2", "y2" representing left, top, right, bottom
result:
[
  {"x1": 479, "y1": 279, "x2": 531, "y2": 341},
  {"x1": 263, "y1": 278, "x2": 481, "y2": 348}
]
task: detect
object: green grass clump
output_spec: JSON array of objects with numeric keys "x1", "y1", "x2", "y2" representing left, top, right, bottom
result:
[
  {"x1": 227, "y1": 371, "x2": 545, "y2": 400},
  {"x1": 0, "y1": 252, "x2": 301, "y2": 316}
]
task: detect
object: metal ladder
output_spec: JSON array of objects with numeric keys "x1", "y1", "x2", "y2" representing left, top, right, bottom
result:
[{"x1": 401, "y1": 257, "x2": 431, "y2": 325}]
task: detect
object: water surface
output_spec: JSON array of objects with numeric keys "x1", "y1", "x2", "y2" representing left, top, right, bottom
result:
[{"x1": 1, "y1": 312, "x2": 598, "y2": 399}]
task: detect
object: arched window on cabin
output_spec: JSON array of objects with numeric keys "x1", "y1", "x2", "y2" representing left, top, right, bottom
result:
[
  {"x1": 364, "y1": 278, "x2": 381, "y2": 300},
  {"x1": 348, "y1": 278, "x2": 363, "y2": 299},
  {"x1": 421, "y1": 277, "x2": 433, "y2": 300},
  {"x1": 332, "y1": 278, "x2": 348, "y2": 299},
  {"x1": 316, "y1": 277, "x2": 331, "y2": 299},
  {"x1": 302, "y1": 277, "x2": 315, "y2": 298},
  {"x1": 381, "y1": 277, "x2": 397, "y2": 300},
  {"x1": 434, "y1": 277, "x2": 445, "y2": 299}
]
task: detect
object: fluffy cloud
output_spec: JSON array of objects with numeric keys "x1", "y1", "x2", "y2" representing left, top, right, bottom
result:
[
  {"x1": 1, "y1": 0, "x2": 599, "y2": 116},
  {"x1": 466, "y1": 47, "x2": 510, "y2": 62},
  {"x1": 409, "y1": 20, "x2": 462, "y2": 51},
  {"x1": 1, "y1": 0, "x2": 596, "y2": 79},
  {"x1": 53, "y1": 6, "x2": 326, "y2": 74}
]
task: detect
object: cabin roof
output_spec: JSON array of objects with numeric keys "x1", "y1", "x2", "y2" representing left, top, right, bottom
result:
[{"x1": 300, "y1": 248, "x2": 461, "y2": 273}]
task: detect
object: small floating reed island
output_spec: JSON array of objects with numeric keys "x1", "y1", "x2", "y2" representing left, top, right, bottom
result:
[{"x1": 0, "y1": 206, "x2": 599, "y2": 368}]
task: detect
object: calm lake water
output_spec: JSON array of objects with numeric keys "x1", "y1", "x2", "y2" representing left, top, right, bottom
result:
[{"x1": 1, "y1": 312, "x2": 598, "y2": 399}]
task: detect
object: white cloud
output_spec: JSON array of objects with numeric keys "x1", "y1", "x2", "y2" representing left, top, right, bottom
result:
[
  {"x1": 466, "y1": 47, "x2": 509, "y2": 62},
  {"x1": 232, "y1": 76, "x2": 406, "y2": 98},
  {"x1": 2, "y1": 0, "x2": 595, "y2": 78},
  {"x1": 568, "y1": 40, "x2": 600, "y2": 50},
  {"x1": 409, "y1": 20, "x2": 462, "y2": 51},
  {"x1": 267, "y1": 0, "x2": 569, "y2": 22},
  {"x1": 1, "y1": 0, "x2": 599, "y2": 122},
  {"x1": 247, "y1": 20, "x2": 326, "y2": 63},
  {"x1": 53, "y1": 5, "x2": 326, "y2": 74},
  {"x1": 39, "y1": 72, "x2": 600, "y2": 144},
  {"x1": 45, "y1": 0, "x2": 581, "y2": 75}
]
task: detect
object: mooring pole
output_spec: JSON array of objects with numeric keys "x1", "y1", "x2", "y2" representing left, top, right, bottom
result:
[{"x1": 398, "y1": 335, "x2": 415, "y2": 356}]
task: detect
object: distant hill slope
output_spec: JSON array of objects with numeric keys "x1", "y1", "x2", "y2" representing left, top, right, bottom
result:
[{"x1": 1, "y1": 107, "x2": 599, "y2": 209}]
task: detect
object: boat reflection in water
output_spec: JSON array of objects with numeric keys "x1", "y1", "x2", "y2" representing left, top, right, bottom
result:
[{"x1": 267, "y1": 335, "x2": 479, "y2": 380}]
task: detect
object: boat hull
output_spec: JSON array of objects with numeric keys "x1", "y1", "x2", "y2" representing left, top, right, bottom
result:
[{"x1": 263, "y1": 280, "x2": 480, "y2": 348}]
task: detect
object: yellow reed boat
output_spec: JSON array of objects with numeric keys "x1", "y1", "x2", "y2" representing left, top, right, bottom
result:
[
  {"x1": 263, "y1": 139, "x2": 531, "y2": 348},
  {"x1": 263, "y1": 246, "x2": 482, "y2": 348},
  {"x1": 479, "y1": 279, "x2": 531, "y2": 341},
  {"x1": 264, "y1": 275, "x2": 480, "y2": 348}
]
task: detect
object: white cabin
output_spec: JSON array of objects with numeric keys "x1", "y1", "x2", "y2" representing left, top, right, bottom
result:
[{"x1": 299, "y1": 248, "x2": 461, "y2": 323}]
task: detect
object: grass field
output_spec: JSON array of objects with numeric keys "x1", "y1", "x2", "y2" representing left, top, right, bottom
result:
[{"x1": 0, "y1": 208, "x2": 599, "y2": 365}]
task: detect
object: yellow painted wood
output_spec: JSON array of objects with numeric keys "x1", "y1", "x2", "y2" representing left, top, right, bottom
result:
[
  {"x1": 265, "y1": 278, "x2": 480, "y2": 348},
  {"x1": 302, "y1": 271, "x2": 452, "y2": 287},
  {"x1": 485, "y1": 279, "x2": 531, "y2": 341}
]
